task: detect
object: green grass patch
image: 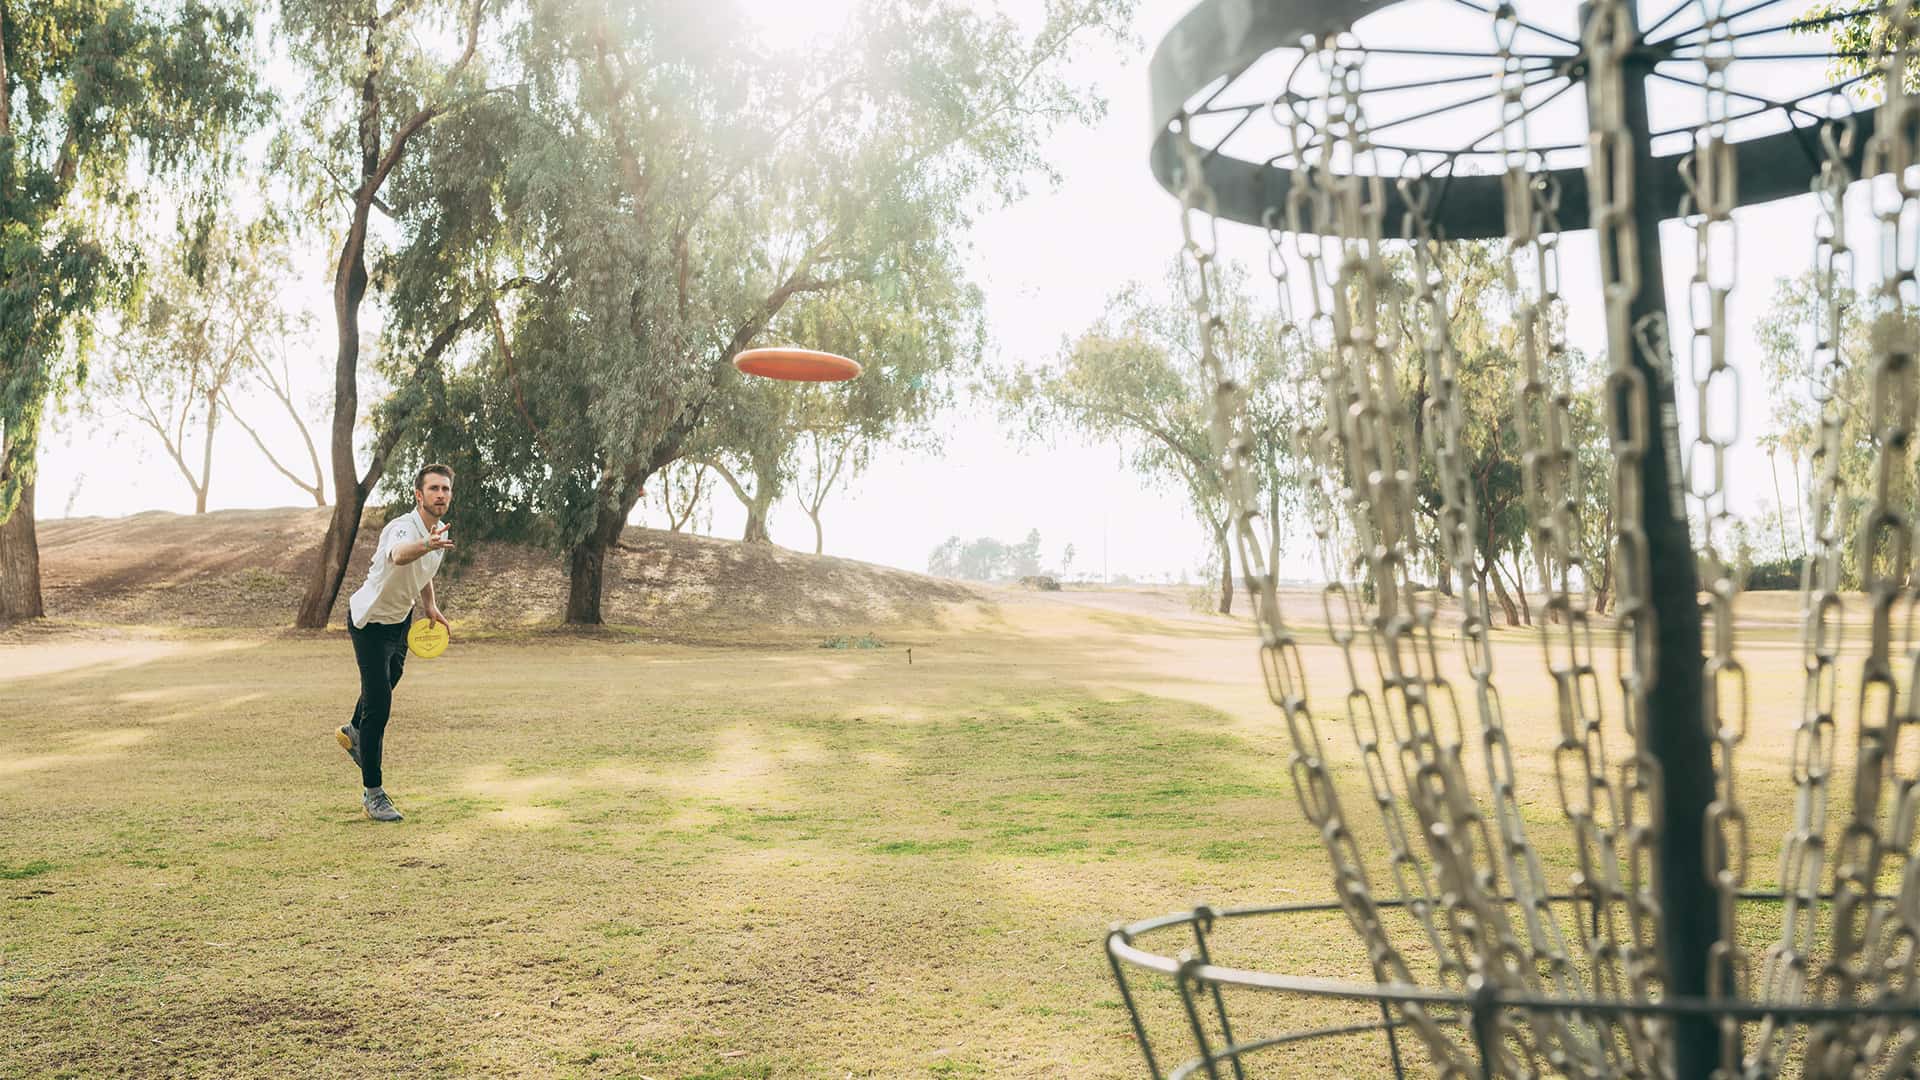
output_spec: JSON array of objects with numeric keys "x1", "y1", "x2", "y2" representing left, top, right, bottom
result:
[
  {"x1": 872, "y1": 838, "x2": 973, "y2": 855},
  {"x1": 0, "y1": 860, "x2": 55, "y2": 880}
]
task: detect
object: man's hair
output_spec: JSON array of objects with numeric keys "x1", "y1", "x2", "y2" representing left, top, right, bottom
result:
[{"x1": 415, "y1": 463, "x2": 455, "y2": 490}]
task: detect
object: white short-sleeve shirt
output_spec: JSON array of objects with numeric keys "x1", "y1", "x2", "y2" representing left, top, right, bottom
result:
[{"x1": 347, "y1": 510, "x2": 446, "y2": 629}]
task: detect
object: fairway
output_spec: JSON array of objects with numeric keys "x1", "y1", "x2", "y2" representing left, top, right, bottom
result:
[{"x1": 0, "y1": 587, "x2": 1836, "y2": 1079}]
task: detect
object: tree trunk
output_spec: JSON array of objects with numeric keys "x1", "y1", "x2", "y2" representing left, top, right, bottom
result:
[
  {"x1": 294, "y1": 184, "x2": 375, "y2": 627},
  {"x1": 1594, "y1": 556, "x2": 1614, "y2": 617},
  {"x1": 1790, "y1": 448, "x2": 1808, "y2": 560},
  {"x1": 565, "y1": 535, "x2": 608, "y2": 625},
  {"x1": 196, "y1": 385, "x2": 218, "y2": 514},
  {"x1": 1768, "y1": 449, "x2": 1790, "y2": 563},
  {"x1": 1215, "y1": 526, "x2": 1233, "y2": 615},
  {"x1": 806, "y1": 506, "x2": 823, "y2": 555},
  {"x1": 296, "y1": 23, "x2": 388, "y2": 629},
  {"x1": 566, "y1": 464, "x2": 653, "y2": 625},
  {"x1": 742, "y1": 492, "x2": 774, "y2": 544},
  {"x1": 1485, "y1": 559, "x2": 1519, "y2": 627},
  {"x1": 0, "y1": 480, "x2": 44, "y2": 621},
  {"x1": 298, "y1": 492, "x2": 371, "y2": 628},
  {"x1": 1507, "y1": 556, "x2": 1533, "y2": 627}
]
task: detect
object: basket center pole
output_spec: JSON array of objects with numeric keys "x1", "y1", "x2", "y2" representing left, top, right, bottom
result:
[{"x1": 1578, "y1": 2, "x2": 1724, "y2": 1074}]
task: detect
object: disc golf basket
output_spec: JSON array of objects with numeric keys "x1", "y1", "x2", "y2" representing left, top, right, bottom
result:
[{"x1": 1105, "y1": 1, "x2": 1920, "y2": 1077}]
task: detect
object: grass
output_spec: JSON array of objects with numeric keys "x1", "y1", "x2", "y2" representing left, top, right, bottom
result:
[{"x1": 0, "y1": 589, "x2": 1875, "y2": 1077}]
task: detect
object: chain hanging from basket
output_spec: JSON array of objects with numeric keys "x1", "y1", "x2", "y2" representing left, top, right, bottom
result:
[{"x1": 1109, "y1": 1, "x2": 1920, "y2": 1078}]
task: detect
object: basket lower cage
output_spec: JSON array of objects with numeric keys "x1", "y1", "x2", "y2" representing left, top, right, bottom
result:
[
  {"x1": 1110, "y1": 0, "x2": 1920, "y2": 1076},
  {"x1": 1108, "y1": 897, "x2": 1920, "y2": 1079}
]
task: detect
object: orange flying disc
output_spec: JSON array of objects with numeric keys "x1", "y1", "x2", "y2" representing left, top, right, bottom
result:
[
  {"x1": 733, "y1": 347, "x2": 862, "y2": 382},
  {"x1": 408, "y1": 618, "x2": 450, "y2": 659}
]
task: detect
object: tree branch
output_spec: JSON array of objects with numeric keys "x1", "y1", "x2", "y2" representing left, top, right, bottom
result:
[
  {"x1": 353, "y1": 274, "x2": 545, "y2": 498},
  {"x1": 131, "y1": 390, "x2": 202, "y2": 500},
  {"x1": 589, "y1": 23, "x2": 651, "y2": 211},
  {"x1": 665, "y1": 462, "x2": 708, "y2": 532},
  {"x1": 221, "y1": 390, "x2": 326, "y2": 504},
  {"x1": 693, "y1": 456, "x2": 755, "y2": 509},
  {"x1": 487, "y1": 292, "x2": 557, "y2": 460},
  {"x1": 256, "y1": 342, "x2": 328, "y2": 499}
]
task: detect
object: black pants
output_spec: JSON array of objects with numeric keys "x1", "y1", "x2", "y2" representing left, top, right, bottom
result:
[{"x1": 348, "y1": 616, "x2": 409, "y2": 789}]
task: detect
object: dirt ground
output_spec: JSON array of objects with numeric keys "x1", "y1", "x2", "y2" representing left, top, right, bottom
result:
[{"x1": 31, "y1": 508, "x2": 979, "y2": 634}]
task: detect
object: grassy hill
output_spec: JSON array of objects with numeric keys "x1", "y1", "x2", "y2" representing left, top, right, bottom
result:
[{"x1": 31, "y1": 507, "x2": 982, "y2": 636}]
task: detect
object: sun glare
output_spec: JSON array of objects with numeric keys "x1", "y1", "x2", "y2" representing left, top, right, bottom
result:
[{"x1": 736, "y1": 0, "x2": 861, "y2": 51}]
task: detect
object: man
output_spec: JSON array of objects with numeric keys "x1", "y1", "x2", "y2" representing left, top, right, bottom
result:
[{"x1": 335, "y1": 464, "x2": 455, "y2": 822}]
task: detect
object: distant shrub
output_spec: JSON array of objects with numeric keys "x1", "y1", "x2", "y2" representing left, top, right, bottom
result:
[
  {"x1": 1744, "y1": 557, "x2": 1800, "y2": 591},
  {"x1": 1017, "y1": 575, "x2": 1060, "y2": 591},
  {"x1": 821, "y1": 634, "x2": 885, "y2": 649}
]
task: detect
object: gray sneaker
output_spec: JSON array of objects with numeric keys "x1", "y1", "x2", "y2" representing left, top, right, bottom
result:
[
  {"x1": 335, "y1": 725, "x2": 361, "y2": 767},
  {"x1": 363, "y1": 790, "x2": 404, "y2": 822}
]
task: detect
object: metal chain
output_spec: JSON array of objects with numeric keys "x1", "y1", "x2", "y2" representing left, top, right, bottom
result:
[
  {"x1": 1147, "y1": 5, "x2": 1920, "y2": 1079},
  {"x1": 1172, "y1": 65, "x2": 1478, "y2": 1077},
  {"x1": 1675, "y1": 4, "x2": 1747, "y2": 1075},
  {"x1": 1492, "y1": 7, "x2": 1645, "y2": 1073},
  {"x1": 1809, "y1": 6, "x2": 1920, "y2": 1072},
  {"x1": 1751, "y1": 101, "x2": 1856, "y2": 1080},
  {"x1": 1291, "y1": 37, "x2": 1613, "y2": 1075},
  {"x1": 1582, "y1": 6, "x2": 1672, "y2": 1060}
]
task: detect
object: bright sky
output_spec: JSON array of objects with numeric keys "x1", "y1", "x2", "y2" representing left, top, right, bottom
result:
[{"x1": 37, "y1": 0, "x2": 1856, "y2": 586}]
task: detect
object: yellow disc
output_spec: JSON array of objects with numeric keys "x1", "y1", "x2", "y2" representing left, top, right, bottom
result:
[{"x1": 408, "y1": 618, "x2": 450, "y2": 659}]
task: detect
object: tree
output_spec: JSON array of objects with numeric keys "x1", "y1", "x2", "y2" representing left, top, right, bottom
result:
[
  {"x1": 222, "y1": 298, "x2": 330, "y2": 508},
  {"x1": 702, "y1": 277, "x2": 979, "y2": 550},
  {"x1": 103, "y1": 271, "x2": 242, "y2": 515},
  {"x1": 388, "y1": 0, "x2": 1130, "y2": 625},
  {"x1": 1003, "y1": 262, "x2": 1308, "y2": 615},
  {"x1": 281, "y1": 0, "x2": 511, "y2": 628},
  {"x1": 655, "y1": 461, "x2": 714, "y2": 535},
  {"x1": 0, "y1": 0, "x2": 265, "y2": 619},
  {"x1": 100, "y1": 218, "x2": 314, "y2": 512},
  {"x1": 927, "y1": 535, "x2": 964, "y2": 578},
  {"x1": 1753, "y1": 270, "x2": 1918, "y2": 590},
  {"x1": 959, "y1": 537, "x2": 1012, "y2": 581},
  {"x1": 925, "y1": 532, "x2": 1044, "y2": 582},
  {"x1": 1011, "y1": 528, "x2": 1043, "y2": 578},
  {"x1": 793, "y1": 428, "x2": 860, "y2": 554}
]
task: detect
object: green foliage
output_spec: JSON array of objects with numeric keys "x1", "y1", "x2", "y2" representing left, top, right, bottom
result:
[
  {"x1": 926, "y1": 529, "x2": 1044, "y2": 581},
  {"x1": 819, "y1": 634, "x2": 885, "y2": 649},
  {"x1": 375, "y1": 0, "x2": 1132, "y2": 590},
  {"x1": 999, "y1": 260, "x2": 1311, "y2": 590},
  {"x1": 1743, "y1": 557, "x2": 1802, "y2": 592},
  {"x1": 1803, "y1": 2, "x2": 1920, "y2": 97},
  {"x1": 1753, "y1": 270, "x2": 1920, "y2": 589},
  {"x1": 0, "y1": 0, "x2": 266, "y2": 520},
  {"x1": 1008, "y1": 241, "x2": 1612, "y2": 621}
]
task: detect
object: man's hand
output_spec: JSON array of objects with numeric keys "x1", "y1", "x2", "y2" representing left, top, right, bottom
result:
[
  {"x1": 426, "y1": 522, "x2": 455, "y2": 552},
  {"x1": 424, "y1": 605, "x2": 450, "y2": 634}
]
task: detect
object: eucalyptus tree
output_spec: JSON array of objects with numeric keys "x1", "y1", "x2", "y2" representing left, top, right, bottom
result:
[
  {"x1": 281, "y1": 0, "x2": 518, "y2": 628},
  {"x1": 100, "y1": 219, "x2": 309, "y2": 512},
  {"x1": 0, "y1": 0, "x2": 265, "y2": 620},
  {"x1": 1004, "y1": 263, "x2": 1305, "y2": 615},
  {"x1": 697, "y1": 276, "x2": 980, "y2": 548},
  {"x1": 390, "y1": 0, "x2": 1130, "y2": 624},
  {"x1": 1752, "y1": 270, "x2": 1920, "y2": 590}
]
